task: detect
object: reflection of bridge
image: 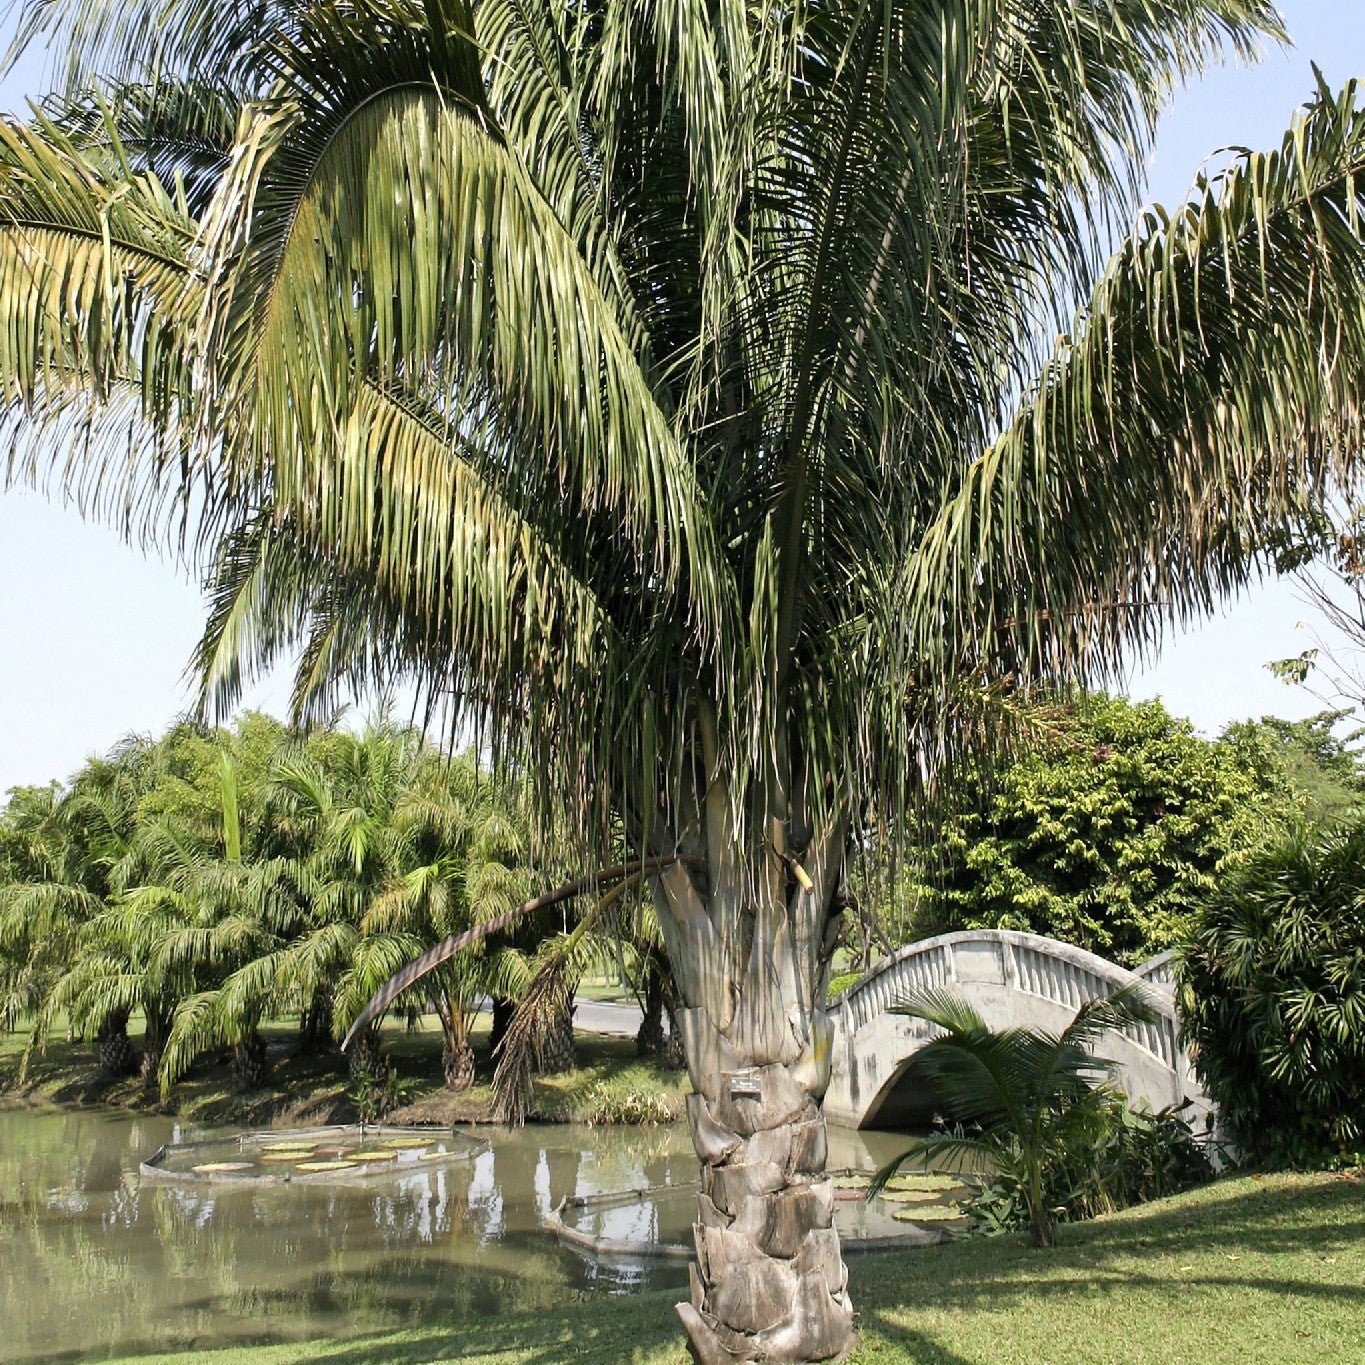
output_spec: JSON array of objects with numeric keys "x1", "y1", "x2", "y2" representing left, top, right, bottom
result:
[{"x1": 824, "y1": 931, "x2": 1210, "y2": 1131}]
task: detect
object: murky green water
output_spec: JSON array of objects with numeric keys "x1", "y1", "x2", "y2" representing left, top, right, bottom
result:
[{"x1": 0, "y1": 1105, "x2": 935, "y2": 1363}]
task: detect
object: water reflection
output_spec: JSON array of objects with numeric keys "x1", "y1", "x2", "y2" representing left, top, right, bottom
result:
[{"x1": 0, "y1": 1106, "x2": 925, "y2": 1362}]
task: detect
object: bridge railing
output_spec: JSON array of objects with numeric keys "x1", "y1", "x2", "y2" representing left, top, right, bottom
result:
[
  {"x1": 828, "y1": 930, "x2": 1181, "y2": 1072},
  {"x1": 1132, "y1": 948, "x2": 1177, "y2": 991}
]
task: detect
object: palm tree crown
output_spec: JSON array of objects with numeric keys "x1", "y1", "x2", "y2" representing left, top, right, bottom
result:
[{"x1": 5, "y1": 2, "x2": 1365, "y2": 1358}]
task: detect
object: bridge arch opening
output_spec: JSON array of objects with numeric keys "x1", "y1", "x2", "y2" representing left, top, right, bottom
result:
[{"x1": 857, "y1": 1056, "x2": 955, "y2": 1131}]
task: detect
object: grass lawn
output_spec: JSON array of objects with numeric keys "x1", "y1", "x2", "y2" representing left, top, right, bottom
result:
[
  {"x1": 105, "y1": 1171, "x2": 1362, "y2": 1364},
  {"x1": 0, "y1": 1009, "x2": 688, "y2": 1127}
]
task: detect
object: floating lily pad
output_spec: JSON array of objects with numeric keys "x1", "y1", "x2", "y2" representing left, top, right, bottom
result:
[
  {"x1": 832, "y1": 1175, "x2": 870, "y2": 1190},
  {"x1": 348, "y1": 1150, "x2": 398, "y2": 1163},
  {"x1": 192, "y1": 1161, "x2": 254, "y2": 1174},
  {"x1": 295, "y1": 1160, "x2": 359, "y2": 1173},
  {"x1": 260, "y1": 1143, "x2": 319, "y2": 1155},
  {"x1": 890, "y1": 1205, "x2": 967, "y2": 1223},
  {"x1": 418, "y1": 1149, "x2": 451, "y2": 1162},
  {"x1": 875, "y1": 1189, "x2": 945, "y2": 1205},
  {"x1": 379, "y1": 1136, "x2": 433, "y2": 1150},
  {"x1": 885, "y1": 1174, "x2": 963, "y2": 1192},
  {"x1": 258, "y1": 1151, "x2": 317, "y2": 1163}
]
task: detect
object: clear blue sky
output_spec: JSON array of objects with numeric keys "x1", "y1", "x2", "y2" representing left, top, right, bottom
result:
[{"x1": 1, "y1": 2, "x2": 1363, "y2": 791}]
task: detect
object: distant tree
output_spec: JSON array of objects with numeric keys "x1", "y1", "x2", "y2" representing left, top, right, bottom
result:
[
  {"x1": 1218, "y1": 711, "x2": 1365, "y2": 824},
  {"x1": 0, "y1": 784, "x2": 70, "y2": 1031},
  {"x1": 2, "y1": 736, "x2": 169, "y2": 1076},
  {"x1": 897, "y1": 695, "x2": 1274, "y2": 965}
]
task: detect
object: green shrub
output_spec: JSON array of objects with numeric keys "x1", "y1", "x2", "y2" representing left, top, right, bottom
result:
[
  {"x1": 961, "y1": 1095, "x2": 1213, "y2": 1237},
  {"x1": 895, "y1": 694, "x2": 1274, "y2": 965},
  {"x1": 1178, "y1": 818, "x2": 1365, "y2": 1168},
  {"x1": 826, "y1": 970, "x2": 862, "y2": 999},
  {"x1": 871, "y1": 986, "x2": 1196, "y2": 1247},
  {"x1": 349, "y1": 1054, "x2": 406, "y2": 1123}
]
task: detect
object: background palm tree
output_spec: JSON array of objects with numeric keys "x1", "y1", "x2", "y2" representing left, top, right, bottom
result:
[
  {"x1": 4, "y1": 735, "x2": 170, "y2": 1077},
  {"x1": 869, "y1": 987, "x2": 1158, "y2": 1248},
  {"x1": 6, "y1": 2, "x2": 1365, "y2": 1358}
]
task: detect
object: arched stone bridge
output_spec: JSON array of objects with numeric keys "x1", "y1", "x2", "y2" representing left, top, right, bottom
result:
[{"x1": 823, "y1": 931, "x2": 1209, "y2": 1130}]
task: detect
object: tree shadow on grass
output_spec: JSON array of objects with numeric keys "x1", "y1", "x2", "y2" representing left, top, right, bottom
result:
[
  {"x1": 295, "y1": 1296, "x2": 688, "y2": 1365},
  {"x1": 857, "y1": 1312, "x2": 979, "y2": 1364},
  {"x1": 848, "y1": 1173, "x2": 1364, "y2": 1339},
  {"x1": 1059, "y1": 1176, "x2": 1364, "y2": 1261}
]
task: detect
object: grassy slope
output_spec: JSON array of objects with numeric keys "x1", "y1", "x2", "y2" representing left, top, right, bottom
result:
[
  {"x1": 112, "y1": 1172, "x2": 1363, "y2": 1365},
  {"x1": 0, "y1": 1012, "x2": 688, "y2": 1127}
]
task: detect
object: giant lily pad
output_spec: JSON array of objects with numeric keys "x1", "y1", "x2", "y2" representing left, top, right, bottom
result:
[{"x1": 891, "y1": 1205, "x2": 967, "y2": 1223}]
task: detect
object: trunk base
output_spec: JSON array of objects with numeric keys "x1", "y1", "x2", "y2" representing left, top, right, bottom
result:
[
  {"x1": 232, "y1": 1033, "x2": 269, "y2": 1091},
  {"x1": 443, "y1": 1038, "x2": 476, "y2": 1091},
  {"x1": 636, "y1": 967, "x2": 666, "y2": 1056},
  {"x1": 678, "y1": 1010, "x2": 855, "y2": 1363}
]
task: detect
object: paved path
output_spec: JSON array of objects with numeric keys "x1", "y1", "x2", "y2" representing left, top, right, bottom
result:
[
  {"x1": 573, "y1": 997, "x2": 644, "y2": 1037},
  {"x1": 469, "y1": 995, "x2": 643, "y2": 1038}
]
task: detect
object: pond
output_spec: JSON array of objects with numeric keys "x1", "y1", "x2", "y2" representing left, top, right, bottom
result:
[{"x1": 0, "y1": 1104, "x2": 941, "y2": 1363}]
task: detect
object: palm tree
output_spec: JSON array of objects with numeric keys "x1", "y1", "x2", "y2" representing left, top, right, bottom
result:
[
  {"x1": 40, "y1": 733, "x2": 308, "y2": 1093},
  {"x1": 869, "y1": 987, "x2": 1157, "y2": 1248},
  {"x1": 4, "y1": 736, "x2": 171, "y2": 1078},
  {"x1": 7, "y1": 2, "x2": 1365, "y2": 1357}
]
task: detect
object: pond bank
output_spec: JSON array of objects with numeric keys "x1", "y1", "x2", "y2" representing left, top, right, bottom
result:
[{"x1": 1, "y1": 1011, "x2": 688, "y2": 1128}]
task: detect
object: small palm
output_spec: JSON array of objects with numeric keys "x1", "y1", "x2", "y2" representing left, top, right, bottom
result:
[{"x1": 870, "y1": 985, "x2": 1156, "y2": 1247}]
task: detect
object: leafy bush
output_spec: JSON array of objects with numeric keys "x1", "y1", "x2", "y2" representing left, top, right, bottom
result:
[
  {"x1": 896, "y1": 695, "x2": 1275, "y2": 965},
  {"x1": 348, "y1": 1055, "x2": 406, "y2": 1123},
  {"x1": 1080, "y1": 1097, "x2": 1217, "y2": 1212},
  {"x1": 962, "y1": 1096, "x2": 1213, "y2": 1236},
  {"x1": 1179, "y1": 818, "x2": 1365, "y2": 1168},
  {"x1": 871, "y1": 985, "x2": 1177, "y2": 1247},
  {"x1": 826, "y1": 970, "x2": 862, "y2": 999}
]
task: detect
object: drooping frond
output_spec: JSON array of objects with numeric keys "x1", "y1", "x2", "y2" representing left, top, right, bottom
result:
[
  {"x1": 906, "y1": 80, "x2": 1365, "y2": 714},
  {"x1": 0, "y1": 105, "x2": 202, "y2": 541}
]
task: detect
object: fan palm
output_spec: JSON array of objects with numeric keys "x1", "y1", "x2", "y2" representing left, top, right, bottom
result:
[
  {"x1": 7, "y1": 1, "x2": 1365, "y2": 1357},
  {"x1": 869, "y1": 987, "x2": 1158, "y2": 1248}
]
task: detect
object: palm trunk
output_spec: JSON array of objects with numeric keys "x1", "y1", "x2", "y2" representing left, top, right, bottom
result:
[
  {"x1": 444, "y1": 1035, "x2": 476, "y2": 1090},
  {"x1": 535, "y1": 999, "x2": 576, "y2": 1074},
  {"x1": 636, "y1": 962, "x2": 667, "y2": 1057},
  {"x1": 650, "y1": 806, "x2": 856, "y2": 1364},
  {"x1": 437, "y1": 995, "x2": 476, "y2": 1091},
  {"x1": 232, "y1": 1031, "x2": 269, "y2": 1090},
  {"x1": 661, "y1": 978, "x2": 686, "y2": 1072},
  {"x1": 299, "y1": 989, "x2": 334, "y2": 1055},
  {"x1": 489, "y1": 996, "x2": 515, "y2": 1057},
  {"x1": 96, "y1": 1008, "x2": 137, "y2": 1078},
  {"x1": 347, "y1": 1024, "x2": 383, "y2": 1080},
  {"x1": 676, "y1": 1005, "x2": 853, "y2": 1363},
  {"x1": 140, "y1": 1004, "x2": 175, "y2": 1090}
]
